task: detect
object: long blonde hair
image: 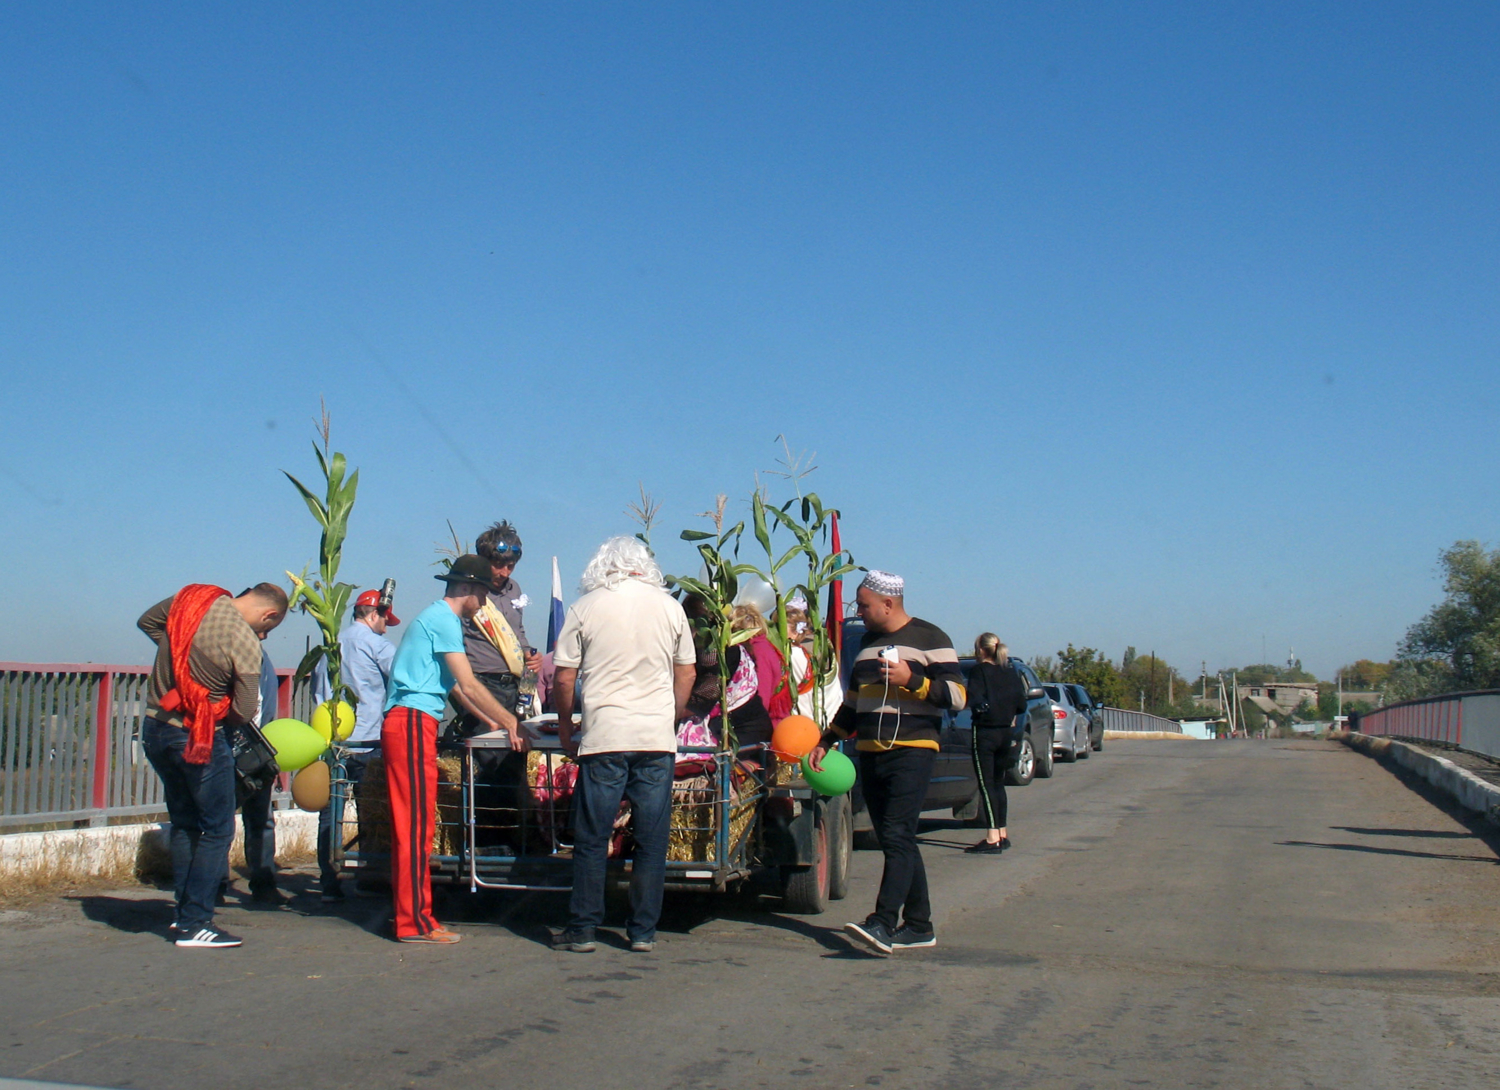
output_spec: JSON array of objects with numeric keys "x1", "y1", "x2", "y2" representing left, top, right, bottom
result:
[{"x1": 974, "y1": 632, "x2": 1008, "y2": 665}]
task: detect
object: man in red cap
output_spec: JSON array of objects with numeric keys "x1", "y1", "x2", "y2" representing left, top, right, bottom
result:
[{"x1": 317, "y1": 588, "x2": 400, "y2": 902}]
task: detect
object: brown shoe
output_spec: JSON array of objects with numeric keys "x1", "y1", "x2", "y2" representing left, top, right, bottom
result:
[{"x1": 398, "y1": 927, "x2": 462, "y2": 944}]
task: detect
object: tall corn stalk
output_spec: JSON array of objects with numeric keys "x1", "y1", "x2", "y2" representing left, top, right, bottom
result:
[
  {"x1": 284, "y1": 409, "x2": 360, "y2": 709},
  {"x1": 745, "y1": 490, "x2": 855, "y2": 726},
  {"x1": 674, "y1": 501, "x2": 758, "y2": 752}
]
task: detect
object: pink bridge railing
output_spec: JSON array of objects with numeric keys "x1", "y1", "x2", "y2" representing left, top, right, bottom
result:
[{"x1": 0, "y1": 662, "x2": 315, "y2": 831}]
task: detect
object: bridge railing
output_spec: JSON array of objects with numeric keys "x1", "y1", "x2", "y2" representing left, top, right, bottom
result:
[
  {"x1": 0, "y1": 662, "x2": 316, "y2": 832},
  {"x1": 1354, "y1": 690, "x2": 1500, "y2": 763},
  {"x1": 1100, "y1": 707, "x2": 1183, "y2": 733}
]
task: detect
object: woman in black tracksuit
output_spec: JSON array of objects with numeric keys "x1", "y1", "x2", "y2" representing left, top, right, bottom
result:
[{"x1": 964, "y1": 633, "x2": 1029, "y2": 854}]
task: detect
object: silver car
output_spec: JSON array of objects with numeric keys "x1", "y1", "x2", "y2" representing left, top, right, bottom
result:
[{"x1": 1043, "y1": 684, "x2": 1092, "y2": 763}]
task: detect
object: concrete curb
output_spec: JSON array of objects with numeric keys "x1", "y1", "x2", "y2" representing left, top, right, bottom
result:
[
  {"x1": 1340, "y1": 732, "x2": 1500, "y2": 823},
  {"x1": 1102, "y1": 730, "x2": 1196, "y2": 741}
]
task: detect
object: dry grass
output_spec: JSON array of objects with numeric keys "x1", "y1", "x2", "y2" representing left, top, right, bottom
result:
[{"x1": 1, "y1": 818, "x2": 319, "y2": 907}]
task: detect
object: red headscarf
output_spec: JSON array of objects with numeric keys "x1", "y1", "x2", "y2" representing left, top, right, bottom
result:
[{"x1": 156, "y1": 584, "x2": 233, "y2": 764}]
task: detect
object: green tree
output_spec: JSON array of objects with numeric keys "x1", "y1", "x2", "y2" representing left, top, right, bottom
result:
[
  {"x1": 1055, "y1": 645, "x2": 1126, "y2": 708},
  {"x1": 1396, "y1": 540, "x2": 1500, "y2": 697}
]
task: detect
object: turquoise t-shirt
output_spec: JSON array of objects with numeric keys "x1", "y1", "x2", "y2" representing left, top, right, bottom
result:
[{"x1": 385, "y1": 599, "x2": 466, "y2": 718}]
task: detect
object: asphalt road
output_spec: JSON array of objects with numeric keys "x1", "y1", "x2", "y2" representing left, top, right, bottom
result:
[{"x1": 3, "y1": 738, "x2": 1499, "y2": 1090}]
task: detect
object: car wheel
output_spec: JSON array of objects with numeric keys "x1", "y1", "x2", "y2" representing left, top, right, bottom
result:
[
  {"x1": 1005, "y1": 735, "x2": 1035, "y2": 786},
  {"x1": 782, "y1": 812, "x2": 830, "y2": 914},
  {"x1": 1034, "y1": 731, "x2": 1055, "y2": 778},
  {"x1": 1092, "y1": 733, "x2": 1104, "y2": 752},
  {"x1": 1058, "y1": 731, "x2": 1078, "y2": 763},
  {"x1": 1078, "y1": 725, "x2": 1091, "y2": 759},
  {"x1": 827, "y1": 796, "x2": 852, "y2": 901}
]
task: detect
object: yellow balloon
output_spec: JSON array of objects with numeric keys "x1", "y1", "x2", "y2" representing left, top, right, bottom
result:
[
  {"x1": 291, "y1": 760, "x2": 331, "y2": 811},
  {"x1": 311, "y1": 700, "x2": 356, "y2": 743}
]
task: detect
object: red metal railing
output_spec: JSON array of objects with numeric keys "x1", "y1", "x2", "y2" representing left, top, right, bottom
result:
[
  {"x1": 0, "y1": 662, "x2": 313, "y2": 831},
  {"x1": 1357, "y1": 694, "x2": 1463, "y2": 747}
]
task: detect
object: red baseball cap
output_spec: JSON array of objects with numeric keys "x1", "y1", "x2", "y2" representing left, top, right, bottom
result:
[{"x1": 355, "y1": 589, "x2": 400, "y2": 626}]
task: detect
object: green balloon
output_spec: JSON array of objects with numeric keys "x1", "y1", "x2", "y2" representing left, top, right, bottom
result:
[
  {"x1": 262, "y1": 718, "x2": 328, "y2": 773},
  {"x1": 801, "y1": 749, "x2": 856, "y2": 796}
]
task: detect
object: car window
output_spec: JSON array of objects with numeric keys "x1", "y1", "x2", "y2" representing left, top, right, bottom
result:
[{"x1": 1043, "y1": 684, "x2": 1061, "y2": 702}]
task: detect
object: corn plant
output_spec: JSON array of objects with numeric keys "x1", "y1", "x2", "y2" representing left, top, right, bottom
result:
[
  {"x1": 674, "y1": 509, "x2": 759, "y2": 751},
  {"x1": 745, "y1": 490, "x2": 856, "y2": 726},
  {"x1": 284, "y1": 410, "x2": 360, "y2": 712}
]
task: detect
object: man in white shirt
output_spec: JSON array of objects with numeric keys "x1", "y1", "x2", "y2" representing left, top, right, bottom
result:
[{"x1": 552, "y1": 537, "x2": 696, "y2": 953}]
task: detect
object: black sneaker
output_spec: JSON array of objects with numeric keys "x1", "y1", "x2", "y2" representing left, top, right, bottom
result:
[
  {"x1": 250, "y1": 886, "x2": 290, "y2": 907},
  {"x1": 320, "y1": 886, "x2": 346, "y2": 905},
  {"x1": 890, "y1": 924, "x2": 937, "y2": 950},
  {"x1": 554, "y1": 929, "x2": 596, "y2": 953},
  {"x1": 175, "y1": 926, "x2": 243, "y2": 949},
  {"x1": 844, "y1": 918, "x2": 894, "y2": 955},
  {"x1": 964, "y1": 840, "x2": 1004, "y2": 854}
]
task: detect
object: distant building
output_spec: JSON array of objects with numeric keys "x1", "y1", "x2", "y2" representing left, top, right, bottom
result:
[{"x1": 1242, "y1": 681, "x2": 1319, "y2": 716}]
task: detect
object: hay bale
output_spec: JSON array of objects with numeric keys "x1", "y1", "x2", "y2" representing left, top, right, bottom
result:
[{"x1": 357, "y1": 754, "x2": 466, "y2": 856}]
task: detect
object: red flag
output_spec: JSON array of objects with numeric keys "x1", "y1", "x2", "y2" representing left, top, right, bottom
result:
[{"x1": 826, "y1": 511, "x2": 844, "y2": 665}]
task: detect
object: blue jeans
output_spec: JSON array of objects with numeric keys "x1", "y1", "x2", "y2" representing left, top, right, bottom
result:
[
  {"x1": 568, "y1": 751, "x2": 674, "y2": 943},
  {"x1": 142, "y1": 717, "x2": 237, "y2": 931},
  {"x1": 318, "y1": 749, "x2": 372, "y2": 892}
]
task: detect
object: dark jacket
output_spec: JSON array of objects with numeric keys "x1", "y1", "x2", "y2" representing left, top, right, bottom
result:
[{"x1": 965, "y1": 662, "x2": 1027, "y2": 729}]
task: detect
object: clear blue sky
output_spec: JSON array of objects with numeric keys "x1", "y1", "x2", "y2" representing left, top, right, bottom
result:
[{"x1": 2, "y1": 3, "x2": 1497, "y2": 682}]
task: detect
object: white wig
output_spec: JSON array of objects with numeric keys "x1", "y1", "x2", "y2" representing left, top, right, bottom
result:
[{"x1": 579, "y1": 535, "x2": 666, "y2": 593}]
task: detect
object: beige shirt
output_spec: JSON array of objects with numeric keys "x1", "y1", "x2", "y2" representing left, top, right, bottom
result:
[{"x1": 553, "y1": 579, "x2": 696, "y2": 755}]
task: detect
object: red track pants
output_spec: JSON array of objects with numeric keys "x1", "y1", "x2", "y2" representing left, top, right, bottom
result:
[{"x1": 382, "y1": 705, "x2": 440, "y2": 939}]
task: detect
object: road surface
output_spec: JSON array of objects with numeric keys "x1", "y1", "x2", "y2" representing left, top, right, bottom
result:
[{"x1": 3, "y1": 738, "x2": 1498, "y2": 1089}]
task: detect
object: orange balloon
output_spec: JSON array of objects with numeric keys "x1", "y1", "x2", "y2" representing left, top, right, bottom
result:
[{"x1": 770, "y1": 715, "x2": 821, "y2": 762}]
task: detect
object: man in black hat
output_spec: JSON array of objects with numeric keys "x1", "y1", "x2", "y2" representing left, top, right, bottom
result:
[{"x1": 381, "y1": 555, "x2": 525, "y2": 944}]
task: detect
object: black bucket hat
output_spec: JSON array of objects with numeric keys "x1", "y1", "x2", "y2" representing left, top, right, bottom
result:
[{"x1": 435, "y1": 554, "x2": 499, "y2": 593}]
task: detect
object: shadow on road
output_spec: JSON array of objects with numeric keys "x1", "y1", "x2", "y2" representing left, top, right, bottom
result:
[
  {"x1": 1277, "y1": 840, "x2": 1499, "y2": 864},
  {"x1": 1332, "y1": 826, "x2": 1478, "y2": 840},
  {"x1": 73, "y1": 894, "x2": 175, "y2": 935}
]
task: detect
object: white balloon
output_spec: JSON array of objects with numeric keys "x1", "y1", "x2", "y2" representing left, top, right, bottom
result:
[{"x1": 734, "y1": 575, "x2": 778, "y2": 616}]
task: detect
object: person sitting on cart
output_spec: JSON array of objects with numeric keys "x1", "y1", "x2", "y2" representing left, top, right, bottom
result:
[
  {"x1": 552, "y1": 536, "x2": 697, "y2": 954},
  {"x1": 677, "y1": 595, "x2": 773, "y2": 752},
  {"x1": 382, "y1": 555, "x2": 525, "y2": 945}
]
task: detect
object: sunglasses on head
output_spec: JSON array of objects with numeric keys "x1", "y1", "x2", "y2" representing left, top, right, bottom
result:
[{"x1": 489, "y1": 544, "x2": 522, "y2": 563}]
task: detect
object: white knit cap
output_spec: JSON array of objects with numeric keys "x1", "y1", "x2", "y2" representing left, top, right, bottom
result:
[
  {"x1": 860, "y1": 570, "x2": 904, "y2": 597},
  {"x1": 786, "y1": 592, "x2": 809, "y2": 611}
]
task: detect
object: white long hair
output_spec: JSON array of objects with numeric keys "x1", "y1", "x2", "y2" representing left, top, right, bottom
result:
[{"x1": 579, "y1": 536, "x2": 666, "y2": 593}]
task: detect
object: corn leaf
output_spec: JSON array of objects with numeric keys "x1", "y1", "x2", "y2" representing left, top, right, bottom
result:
[{"x1": 284, "y1": 472, "x2": 329, "y2": 529}]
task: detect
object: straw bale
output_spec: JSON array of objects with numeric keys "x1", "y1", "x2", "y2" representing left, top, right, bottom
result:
[{"x1": 357, "y1": 754, "x2": 465, "y2": 856}]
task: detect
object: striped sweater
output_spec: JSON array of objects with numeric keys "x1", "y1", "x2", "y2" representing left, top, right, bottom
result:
[{"x1": 828, "y1": 618, "x2": 966, "y2": 751}]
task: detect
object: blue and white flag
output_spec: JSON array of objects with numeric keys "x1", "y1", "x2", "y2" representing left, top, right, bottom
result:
[{"x1": 545, "y1": 555, "x2": 566, "y2": 653}]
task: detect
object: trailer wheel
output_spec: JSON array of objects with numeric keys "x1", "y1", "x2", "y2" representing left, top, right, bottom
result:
[
  {"x1": 827, "y1": 796, "x2": 852, "y2": 901},
  {"x1": 782, "y1": 812, "x2": 830, "y2": 914}
]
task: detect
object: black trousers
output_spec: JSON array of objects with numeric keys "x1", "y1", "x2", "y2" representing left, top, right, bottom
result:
[
  {"x1": 971, "y1": 727, "x2": 1010, "y2": 830},
  {"x1": 860, "y1": 747, "x2": 936, "y2": 932}
]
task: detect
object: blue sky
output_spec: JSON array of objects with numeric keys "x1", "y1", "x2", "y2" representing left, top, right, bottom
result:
[{"x1": 2, "y1": 3, "x2": 1496, "y2": 681}]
